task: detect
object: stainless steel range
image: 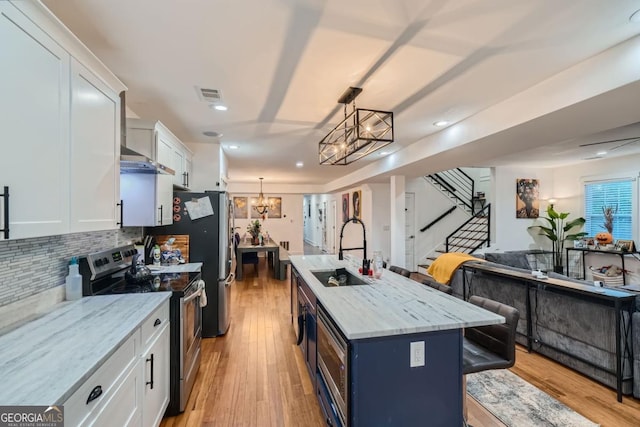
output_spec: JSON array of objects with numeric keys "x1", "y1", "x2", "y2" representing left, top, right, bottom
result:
[{"x1": 79, "y1": 243, "x2": 204, "y2": 416}]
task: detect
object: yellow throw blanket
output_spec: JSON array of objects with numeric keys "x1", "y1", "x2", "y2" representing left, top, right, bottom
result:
[{"x1": 426, "y1": 253, "x2": 483, "y2": 284}]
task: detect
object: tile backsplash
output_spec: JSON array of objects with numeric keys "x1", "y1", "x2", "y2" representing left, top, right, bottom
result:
[{"x1": 0, "y1": 228, "x2": 142, "y2": 307}]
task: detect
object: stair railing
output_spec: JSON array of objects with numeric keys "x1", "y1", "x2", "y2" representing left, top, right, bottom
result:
[
  {"x1": 445, "y1": 203, "x2": 491, "y2": 253},
  {"x1": 420, "y1": 206, "x2": 456, "y2": 232},
  {"x1": 427, "y1": 168, "x2": 475, "y2": 212}
]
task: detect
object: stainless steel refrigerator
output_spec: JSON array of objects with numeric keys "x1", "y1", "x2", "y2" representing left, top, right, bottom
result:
[{"x1": 150, "y1": 190, "x2": 234, "y2": 337}]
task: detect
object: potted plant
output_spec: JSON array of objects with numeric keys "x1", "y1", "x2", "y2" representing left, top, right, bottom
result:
[
  {"x1": 528, "y1": 205, "x2": 587, "y2": 273},
  {"x1": 247, "y1": 220, "x2": 261, "y2": 245}
]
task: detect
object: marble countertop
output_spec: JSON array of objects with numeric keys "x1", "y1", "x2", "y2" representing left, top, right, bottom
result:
[
  {"x1": 0, "y1": 293, "x2": 171, "y2": 405},
  {"x1": 148, "y1": 262, "x2": 202, "y2": 273},
  {"x1": 290, "y1": 255, "x2": 504, "y2": 340}
]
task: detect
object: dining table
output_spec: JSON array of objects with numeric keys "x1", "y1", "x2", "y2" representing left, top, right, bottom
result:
[{"x1": 235, "y1": 238, "x2": 279, "y2": 280}]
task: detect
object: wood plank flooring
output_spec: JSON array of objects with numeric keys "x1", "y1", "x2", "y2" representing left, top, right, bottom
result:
[{"x1": 161, "y1": 261, "x2": 640, "y2": 426}]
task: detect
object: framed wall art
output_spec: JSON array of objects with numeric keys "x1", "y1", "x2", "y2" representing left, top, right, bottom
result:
[
  {"x1": 233, "y1": 197, "x2": 248, "y2": 219},
  {"x1": 516, "y1": 178, "x2": 539, "y2": 218},
  {"x1": 342, "y1": 193, "x2": 349, "y2": 223},
  {"x1": 352, "y1": 190, "x2": 362, "y2": 220},
  {"x1": 268, "y1": 197, "x2": 282, "y2": 218}
]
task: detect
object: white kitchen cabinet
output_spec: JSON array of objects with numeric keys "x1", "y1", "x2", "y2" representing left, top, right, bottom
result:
[
  {"x1": 122, "y1": 120, "x2": 177, "y2": 226},
  {"x1": 63, "y1": 300, "x2": 170, "y2": 427},
  {"x1": 63, "y1": 332, "x2": 140, "y2": 427},
  {"x1": 121, "y1": 173, "x2": 172, "y2": 227},
  {"x1": 141, "y1": 324, "x2": 170, "y2": 427},
  {"x1": 170, "y1": 143, "x2": 193, "y2": 190},
  {"x1": 69, "y1": 59, "x2": 121, "y2": 232},
  {"x1": 0, "y1": 1, "x2": 125, "y2": 240},
  {"x1": 0, "y1": 2, "x2": 70, "y2": 239}
]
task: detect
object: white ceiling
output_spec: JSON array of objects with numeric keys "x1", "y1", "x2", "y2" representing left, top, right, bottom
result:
[{"x1": 43, "y1": 0, "x2": 640, "y2": 186}]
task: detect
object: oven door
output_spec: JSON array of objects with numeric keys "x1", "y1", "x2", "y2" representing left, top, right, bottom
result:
[
  {"x1": 180, "y1": 281, "x2": 203, "y2": 411},
  {"x1": 317, "y1": 306, "x2": 348, "y2": 427}
]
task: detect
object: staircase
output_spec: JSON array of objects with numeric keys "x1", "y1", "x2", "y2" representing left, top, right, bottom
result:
[{"x1": 417, "y1": 169, "x2": 490, "y2": 273}]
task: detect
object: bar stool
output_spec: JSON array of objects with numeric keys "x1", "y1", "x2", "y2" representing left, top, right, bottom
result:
[
  {"x1": 389, "y1": 265, "x2": 411, "y2": 278},
  {"x1": 462, "y1": 296, "x2": 519, "y2": 423},
  {"x1": 421, "y1": 278, "x2": 453, "y2": 295}
]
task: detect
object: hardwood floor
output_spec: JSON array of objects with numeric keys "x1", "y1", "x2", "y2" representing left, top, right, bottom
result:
[{"x1": 161, "y1": 261, "x2": 639, "y2": 426}]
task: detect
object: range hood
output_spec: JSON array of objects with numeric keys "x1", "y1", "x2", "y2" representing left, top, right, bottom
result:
[{"x1": 120, "y1": 146, "x2": 175, "y2": 175}]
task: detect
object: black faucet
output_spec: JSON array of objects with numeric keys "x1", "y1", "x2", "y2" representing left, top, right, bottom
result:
[{"x1": 338, "y1": 216, "x2": 367, "y2": 263}]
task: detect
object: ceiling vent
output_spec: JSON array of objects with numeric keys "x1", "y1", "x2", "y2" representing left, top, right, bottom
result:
[{"x1": 197, "y1": 87, "x2": 223, "y2": 103}]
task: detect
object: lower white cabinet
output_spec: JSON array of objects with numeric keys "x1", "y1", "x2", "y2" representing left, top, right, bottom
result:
[
  {"x1": 142, "y1": 324, "x2": 170, "y2": 427},
  {"x1": 63, "y1": 332, "x2": 139, "y2": 427},
  {"x1": 63, "y1": 300, "x2": 170, "y2": 427}
]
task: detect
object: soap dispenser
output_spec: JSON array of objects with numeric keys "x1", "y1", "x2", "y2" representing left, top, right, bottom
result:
[{"x1": 65, "y1": 257, "x2": 83, "y2": 301}]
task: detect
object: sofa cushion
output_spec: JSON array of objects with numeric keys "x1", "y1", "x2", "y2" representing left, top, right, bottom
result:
[{"x1": 484, "y1": 252, "x2": 531, "y2": 270}]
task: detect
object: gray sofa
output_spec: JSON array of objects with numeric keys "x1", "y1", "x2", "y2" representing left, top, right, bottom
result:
[{"x1": 426, "y1": 251, "x2": 640, "y2": 399}]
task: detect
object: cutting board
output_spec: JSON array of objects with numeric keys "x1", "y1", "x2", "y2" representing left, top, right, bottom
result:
[{"x1": 154, "y1": 234, "x2": 189, "y2": 262}]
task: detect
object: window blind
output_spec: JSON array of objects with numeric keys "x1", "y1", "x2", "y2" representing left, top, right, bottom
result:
[{"x1": 584, "y1": 179, "x2": 633, "y2": 240}]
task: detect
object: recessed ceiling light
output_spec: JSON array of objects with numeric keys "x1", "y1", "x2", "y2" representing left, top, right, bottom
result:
[
  {"x1": 296, "y1": 161, "x2": 304, "y2": 168},
  {"x1": 630, "y1": 9, "x2": 640, "y2": 22},
  {"x1": 203, "y1": 131, "x2": 222, "y2": 138},
  {"x1": 228, "y1": 145, "x2": 239, "y2": 150},
  {"x1": 433, "y1": 120, "x2": 449, "y2": 127},
  {"x1": 379, "y1": 151, "x2": 389, "y2": 156},
  {"x1": 597, "y1": 151, "x2": 607, "y2": 156},
  {"x1": 208, "y1": 103, "x2": 228, "y2": 111}
]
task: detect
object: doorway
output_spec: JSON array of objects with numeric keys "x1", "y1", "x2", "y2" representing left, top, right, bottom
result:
[{"x1": 405, "y1": 193, "x2": 415, "y2": 270}]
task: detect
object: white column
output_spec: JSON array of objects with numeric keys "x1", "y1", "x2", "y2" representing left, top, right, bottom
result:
[{"x1": 390, "y1": 176, "x2": 406, "y2": 267}]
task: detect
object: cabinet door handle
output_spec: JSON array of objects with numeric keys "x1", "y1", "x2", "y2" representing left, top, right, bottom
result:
[
  {"x1": 154, "y1": 318, "x2": 161, "y2": 327},
  {"x1": 116, "y1": 200, "x2": 123, "y2": 229},
  {"x1": 146, "y1": 354, "x2": 155, "y2": 389},
  {"x1": 86, "y1": 385, "x2": 102, "y2": 404},
  {"x1": 182, "y1": 172, "x2": 187, "y2": 187},
  {"x1": 1, "y1": 186, "x2": 9, "y2": 239},
  {"x1": 186, "y1": 172, "x2": 189, "y2": 187},
  {"x1": 296, "y1": 310, "x2": 305, "y2": 346},
  {"x1": 158, "y1": 205, "x2": 163, "y2": 225}
]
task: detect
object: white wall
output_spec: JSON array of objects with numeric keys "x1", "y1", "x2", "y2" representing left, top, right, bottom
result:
[
  {"x1": 492, "y1": 166, "x2": 555, "y2": 251},
  {"x1": 407, "y1": 177, "x2": 470, "y2": 261},
  {"x1": 367, "y1": 183, "x2": 391, "y2": 263}
]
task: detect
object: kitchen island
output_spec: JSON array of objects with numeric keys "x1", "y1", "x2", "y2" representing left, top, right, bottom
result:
[{"x1": 290, "y1": 255, "x2": 504, "y2": 427}]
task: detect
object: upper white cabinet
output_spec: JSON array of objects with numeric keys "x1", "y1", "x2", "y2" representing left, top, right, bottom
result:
[
  {"x1": 70, "y1": 60, "x2": 120, "y2": 233},
  {"x1": 127, "y1": 119, "x2": 193, "y2": 191},
  {"x1": 170, "y1": 143, "x2": 193, "y2": 190},
  {"x1": 0, "y1": 1, "x2": 125, "y2": 240},
  {"x1": 122, "y1": 120, "x2": 180, "y2": 226},
  {"x1": 0, "y1": 3, "x2": 70, "y2": 239}
]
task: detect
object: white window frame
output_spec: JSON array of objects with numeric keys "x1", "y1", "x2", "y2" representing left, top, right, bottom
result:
[{"x1": 581, "y1": 172, "x2": 638, "y2": 243}]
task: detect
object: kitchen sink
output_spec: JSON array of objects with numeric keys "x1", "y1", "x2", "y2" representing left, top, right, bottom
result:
[{"x1": 311, "y1": 269, "x2": 369, "y2": 287}]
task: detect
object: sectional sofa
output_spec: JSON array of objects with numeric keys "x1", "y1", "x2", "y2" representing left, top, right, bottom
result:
[{"x1": 425, "y1": 251, "x2": 640, "y2": 399}]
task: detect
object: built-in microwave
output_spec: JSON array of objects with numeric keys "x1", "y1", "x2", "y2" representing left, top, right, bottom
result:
[{"x1": 317, "y1": 305, "x2": 348, "y2": 427}]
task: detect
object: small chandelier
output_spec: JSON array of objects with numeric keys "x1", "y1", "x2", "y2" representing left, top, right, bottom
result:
[
  {"x1": 319, "y1": 87, "x2": 394, "y2": 165},
  {"x1": 254, "y1": 177, "x2": 269, "y2": 215}
]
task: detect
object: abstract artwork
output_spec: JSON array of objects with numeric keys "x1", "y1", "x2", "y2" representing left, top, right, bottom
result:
[
  {"x1": 516, "y1": 179, "x2": 539, "y2": 218},
  {"x1": 268, "y1": 197, "x2": 282, "y2": 218},
  {"x1": 233, "y1": 197, "x2": 248, "y2": 219}
]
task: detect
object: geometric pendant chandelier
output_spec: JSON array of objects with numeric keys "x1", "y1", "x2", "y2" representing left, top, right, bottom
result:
[{"x1": 319, "y1": 87, "x2": 394, "y2": 165}]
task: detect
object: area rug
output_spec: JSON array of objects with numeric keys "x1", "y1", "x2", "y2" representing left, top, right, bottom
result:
[{"x1": 467, "y1": 369, "x2": 599, "y2": 427}]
